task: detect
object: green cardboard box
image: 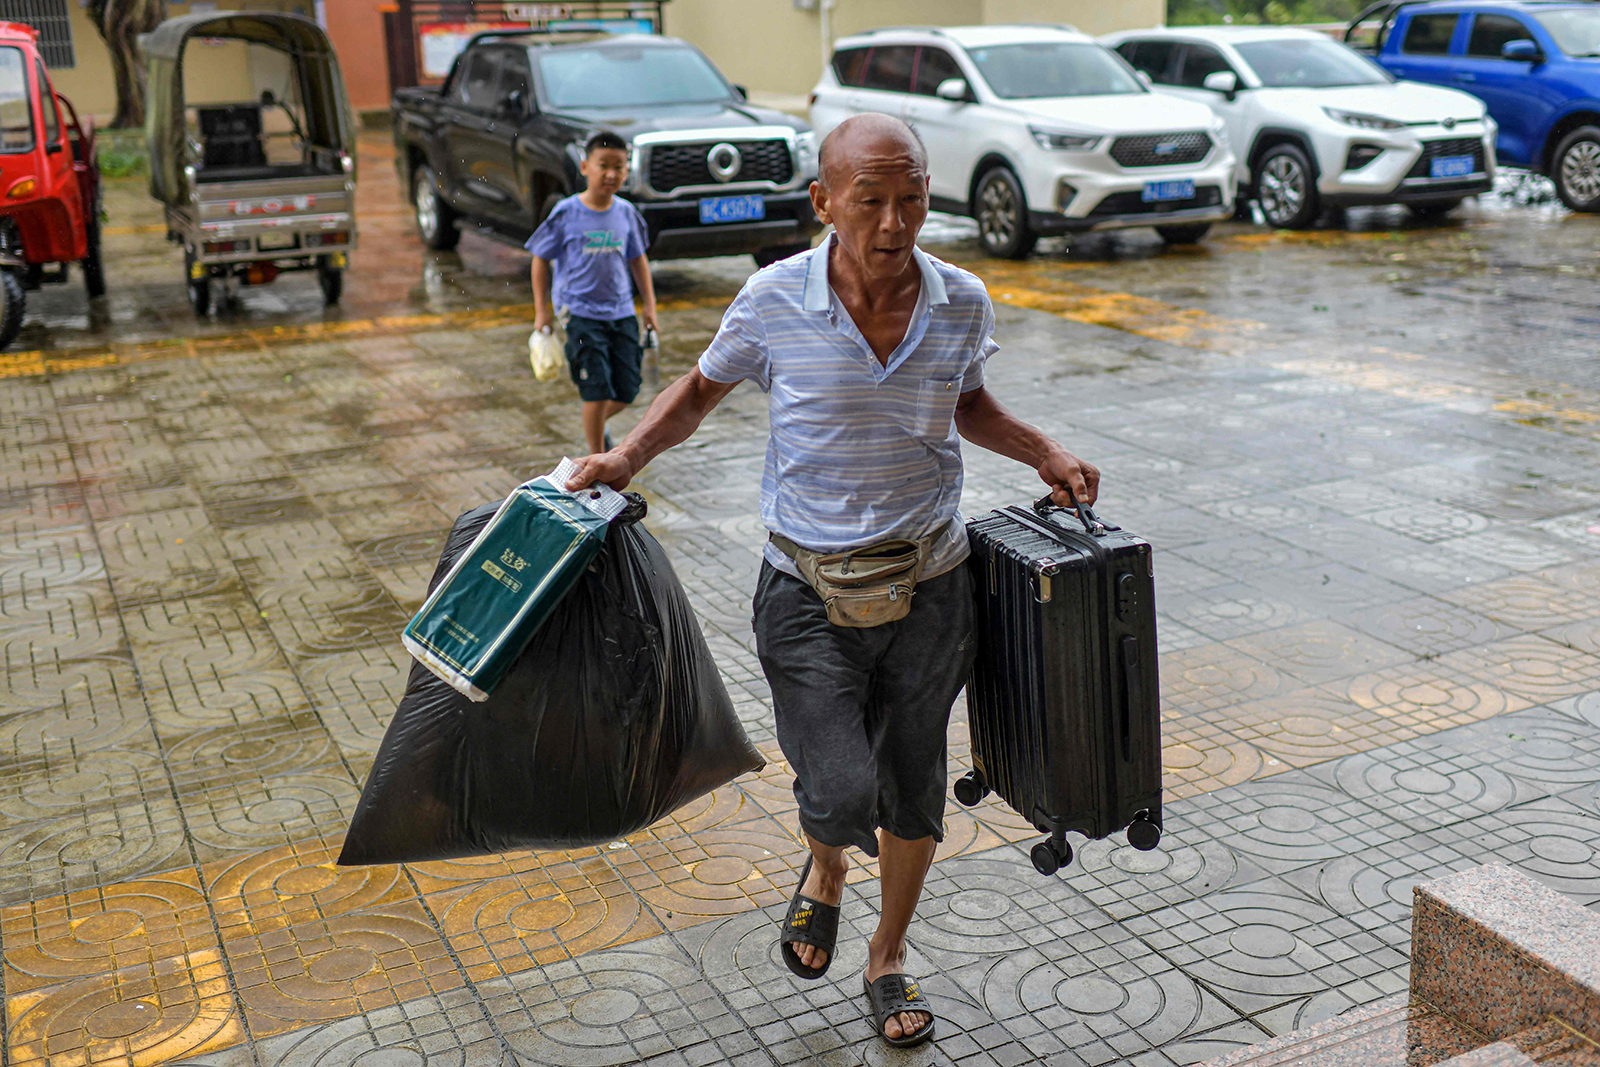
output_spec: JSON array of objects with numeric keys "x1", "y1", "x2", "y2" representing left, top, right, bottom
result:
[{"x1": 402, "y1": 466, "x2": 624, "y2": 701}]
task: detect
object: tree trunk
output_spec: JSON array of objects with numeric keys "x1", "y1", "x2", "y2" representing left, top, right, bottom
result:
[{"x1": 96, "y1": 0, "x2": 167, "y2": 128}]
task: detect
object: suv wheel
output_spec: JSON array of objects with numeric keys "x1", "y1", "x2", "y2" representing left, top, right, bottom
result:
[
  {"x1": 974, "y1": 167, "x2": 1037, "y2": 259},
  {"x1": 1552, "y1": 125, "x2": 1600, "y2": 212},
  {"x1": 1255, "y1": 143, "x2": 1319, "y2": 229},
  {"x1": 413, "y1": 165, "x2": 461, "y2": 250}
]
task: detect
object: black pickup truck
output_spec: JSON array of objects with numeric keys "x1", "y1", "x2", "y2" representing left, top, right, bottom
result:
[{"x1": 392, "y1": 31, "x2": 823, "y2": 264}]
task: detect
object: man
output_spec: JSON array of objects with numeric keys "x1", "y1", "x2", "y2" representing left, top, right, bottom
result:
[{"x1": 566, "y1": 113, "x2": 1098, "y2": 1049}]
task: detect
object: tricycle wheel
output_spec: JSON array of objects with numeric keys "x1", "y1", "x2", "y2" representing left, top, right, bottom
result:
[
  {"x1": 82, "y1": 212, "x2": 106, "y2": 299},
  {"x1": 317, "y1": 257, "x2": 343, "y2": 305},
  {"x1": 0, "y1": 271, "x2": 24, "y2": 350}
]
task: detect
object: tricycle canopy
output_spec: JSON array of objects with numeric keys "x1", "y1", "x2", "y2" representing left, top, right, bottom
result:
[{"x1": 142, "y1": 11, "x2": 354, "y2": 205}]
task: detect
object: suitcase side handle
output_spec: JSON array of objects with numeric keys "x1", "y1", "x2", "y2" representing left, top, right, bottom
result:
[
  {"x1": 1033, "y1": 491, "x2": 1119, "y2": 537},
  {"x1": 1119, "y1": 634, "x2": 1141, "y2": 763}
]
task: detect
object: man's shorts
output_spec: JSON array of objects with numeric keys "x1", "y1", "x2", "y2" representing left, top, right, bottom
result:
[
  {"x1": 565, "y1": 314, "x2": 642, "y2": 404},
  {"x1": 752, "y1": 561, "x2": 977, "y2": 857}
]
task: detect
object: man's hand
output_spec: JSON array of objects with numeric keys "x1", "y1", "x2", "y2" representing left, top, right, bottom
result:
[
  {"x1": 533, "y1": 310, "x2": 555, "y2": 334},
  {"x1": 641, "y1": 305, "x2": 658, "y2": 332},
  {"x1": 1039, "y1": 447, "x2": 1099, "y2": 509},
  {"x1": 565, "y1": 448, "x2": 634, "y2": 492}
]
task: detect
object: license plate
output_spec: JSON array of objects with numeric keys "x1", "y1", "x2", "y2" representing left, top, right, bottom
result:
[
  {"x1": 1429, "y1": 154, "x2": 1474, "y2": 178},
  {"x1": 1141, "y1": 179, "x2": 1195, "y2": 203},
  {"x1": 257, "y1": 231, "x2": 298, "y2": 251},
  {"x1": 698, "y1": 194, "x2": 765, "y2": 225}
]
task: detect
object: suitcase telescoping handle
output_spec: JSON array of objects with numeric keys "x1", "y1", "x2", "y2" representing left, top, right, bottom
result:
[{"x1": 1033, "y1": 490, "x2": 1118, "y2": 537}]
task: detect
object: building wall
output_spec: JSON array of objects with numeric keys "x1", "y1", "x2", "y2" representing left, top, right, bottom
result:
[
  {"x1": 325, "y1": 0, "x2": 1170, "y2": 115},
  {"x1": 323, "y1": 0, "x2": 388, "y2": 113}
]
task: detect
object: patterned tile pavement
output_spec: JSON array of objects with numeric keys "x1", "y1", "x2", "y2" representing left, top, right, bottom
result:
[{"x1": 4, "y1": 165, "x2": 1600, "y2": 1065}]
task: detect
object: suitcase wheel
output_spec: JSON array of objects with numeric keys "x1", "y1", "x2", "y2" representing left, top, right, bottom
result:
[
  {"x1": 953, "y1": 771, "x2": 989, "y2": 807},
  {"x1": 1127, "y1": 814, "x2": 1162, "y2": 852},
  {"x1": 1030, "y1": 837, "x2": 1072, "y2": 877}
]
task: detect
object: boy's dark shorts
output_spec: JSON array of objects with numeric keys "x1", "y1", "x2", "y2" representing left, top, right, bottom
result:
[
  {"x1": 752, "y1": 560, "x2": 977, "y2": 858},
  {"x1": 565, "y1": 314, "x2": 641, "y2": 404}
]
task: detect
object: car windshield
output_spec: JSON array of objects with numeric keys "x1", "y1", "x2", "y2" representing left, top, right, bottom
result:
[
  {"x1": 1234, "y1": 37, "x2": 1392, "y2": 87},
  {"x1": 1537, "y1": 8, "x2": 1600, "y2": 55},
  {"x1": 537, "y1": 45, "x2": 733, "y2": 107},
  {"x1": 965, "y1": 41, "x2": 1143, "y2": 98},
  {"x1": 0, "y1": 48, "x2": 33, "y2": 154}
]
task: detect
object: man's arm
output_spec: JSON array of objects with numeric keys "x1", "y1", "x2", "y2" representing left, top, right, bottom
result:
[
  {"x1": 530, "y1": 256, "x2": 555, "y2": 332},
  {"x1": 955, "y1": 386, "x2": 1099, "y2": 507},
  {"x1": 628, "y1": 254, "x2": 657, "y2": 331},
  {"x1": 564, "y1": 366, "x2": 739, "y2": 491}
]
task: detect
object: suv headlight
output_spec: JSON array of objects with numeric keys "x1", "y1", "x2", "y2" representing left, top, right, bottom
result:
[
  {"x1": 794, "y1": 130, "x2": 818, "y2": 178},
  {"x1": 1029, "y1": 125, "x2": 1100, "y2": 151},
  {"x1": 1323, "y1": 107, "x2": 1405, "y2": 130},
  {"x1": 1209, "y1": 118, "x2": 1230, "y2": 153}
]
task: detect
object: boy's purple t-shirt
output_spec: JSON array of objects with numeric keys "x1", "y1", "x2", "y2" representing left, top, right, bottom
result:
[{"x1": 525, "y1": 195, "x2": 649, "y2": 321}]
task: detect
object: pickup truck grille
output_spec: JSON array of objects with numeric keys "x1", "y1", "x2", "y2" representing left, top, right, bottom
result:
[
  {"x1": 1405, "y1": 138, "x2": 1485, "y2": 179},
  {"x1": 648, "y1": 139, "x2": 793, "y2": 193},
  {"x1": 1110, "y1": 132, "x2": 1212, "y2": 168}
]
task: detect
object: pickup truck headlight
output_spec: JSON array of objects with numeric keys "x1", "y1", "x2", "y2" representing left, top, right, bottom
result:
[
  {"x1": 795, "y1": 130, "x2": 818, "y2": 177},
  {"x1": 1029, "y1": 125, "x2": 1100, "y2": 151},
  {"x1": 1323, "y1": 107, "x2": 1405, "y2": 131}
]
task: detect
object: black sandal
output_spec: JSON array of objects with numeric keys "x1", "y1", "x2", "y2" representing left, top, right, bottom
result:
[
  {"x1": 779, "y1": 856, "x2": 840, "y2": 980},
  {"x1": 863, "y1": 972, "x2": 936, "y2": 1048}
]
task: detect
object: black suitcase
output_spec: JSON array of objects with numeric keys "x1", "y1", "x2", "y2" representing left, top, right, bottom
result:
[{"x1": 957, "y1": 494, "x2": 1162, "y2": 876}]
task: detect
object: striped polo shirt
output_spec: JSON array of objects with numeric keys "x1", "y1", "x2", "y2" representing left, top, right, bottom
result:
[{"x1": 698, "y1": 233, "x2": 998, "y2": 580}]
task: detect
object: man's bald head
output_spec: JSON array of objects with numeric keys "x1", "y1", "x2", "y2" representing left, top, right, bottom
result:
[{"x1": 817, "y1": 113, "x2": 928, "y2": 191}]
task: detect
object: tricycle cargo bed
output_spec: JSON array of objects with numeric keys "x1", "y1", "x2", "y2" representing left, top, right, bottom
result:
[{"x1": 171, "y1": 171, "x2": 354, "y2": 262}]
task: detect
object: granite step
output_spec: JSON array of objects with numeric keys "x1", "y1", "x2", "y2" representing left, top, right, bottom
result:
[
  {"x1": 1412, "y1": 864, "x2": 1600, "y2": 1041},
  {"x1": 1197, "y1": 994, "x2": 1482, "y2": 1067},
  {"x1": 1434, "y1": 1021, "x2": 1600, "y2": 1067}
]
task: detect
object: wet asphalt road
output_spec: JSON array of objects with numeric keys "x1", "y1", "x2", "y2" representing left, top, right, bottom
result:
[{"x1": 10, "y1": 132, "x2": 1598, "y2": 402}]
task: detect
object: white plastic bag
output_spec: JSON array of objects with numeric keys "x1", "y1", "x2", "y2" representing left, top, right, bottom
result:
[{"x1": 528, "y1": 327, "x2": 563, "y2": 383}]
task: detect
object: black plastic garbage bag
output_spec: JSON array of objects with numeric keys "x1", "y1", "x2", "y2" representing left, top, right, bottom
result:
[{"x1": 338, "y1": 499, "x2": 765, "y2": 865}]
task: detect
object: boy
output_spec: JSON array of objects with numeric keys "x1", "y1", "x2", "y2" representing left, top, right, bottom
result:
[{"x1": 528, "y1": 130, "x2": 657, "y2": 455}]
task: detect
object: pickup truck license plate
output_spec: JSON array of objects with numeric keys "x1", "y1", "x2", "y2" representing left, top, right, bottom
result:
[
  {"x1": 1141, "y1": 179, "x2": 1194, "y2": 203},
  {"x1": 1429, "y1": 154, "x2": 1474, "y2": 179},
  {"x1": 699, "y1": 194, "x2": 765, "y2": 224}
]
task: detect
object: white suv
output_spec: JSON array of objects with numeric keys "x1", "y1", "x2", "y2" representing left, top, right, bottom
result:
[
  {"x1": 810, "y1": 25, "x2": 1237, "y2": 257},
  {"x1": 1102, "y1": 26, "x2": 1496, "y2": 228}
]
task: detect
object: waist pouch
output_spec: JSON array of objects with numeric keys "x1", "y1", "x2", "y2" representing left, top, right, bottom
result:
[{"x1": 770, "y1": 532, "x2": 934, "y2": 628}]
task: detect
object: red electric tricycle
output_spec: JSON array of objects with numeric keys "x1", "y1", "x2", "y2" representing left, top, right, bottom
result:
[{"x1": 0, "y1": 21, "x2": 105, "y2": 350}]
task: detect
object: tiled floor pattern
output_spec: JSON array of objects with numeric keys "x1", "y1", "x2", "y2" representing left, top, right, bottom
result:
[
  {"x1": 7, "y1": 198, "x2": 1600, "y2": 1061},
  {"x1": 33, "y1": 696, "x2": 1578, "y2": 1067}
]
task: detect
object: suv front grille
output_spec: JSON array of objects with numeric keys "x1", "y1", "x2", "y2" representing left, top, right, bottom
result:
[
  {"x1": 647, "y1": 139, "x2": 794, "y2": 193},
  {"x1": 1088, "y1": 185, "x2": 1224, "y2": 216},
  {"x1": 1110, "y1": 132, "x2": 1212, "y2": 168},
  {"x1": 1405, "y1": 138, "x2": 1485, "y2": 180}
]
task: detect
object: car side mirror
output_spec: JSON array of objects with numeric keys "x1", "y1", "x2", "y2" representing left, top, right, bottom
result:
[
  {"x1": 503, "y1": 88, "x2": 526, "y2": 116},
  {"x1": 1135, "y1": 70, "x2": 1154, "y2": 88},
  {"x1": 1202, "y1": 70, "x2": 1239, "y2": 100},
  {"x1": 1501, "y1": 38, "x2": 1542, "y2": 62},
  {"x1": 732, "y1": 83, "x2": 749, "y2": 100},
  {"x1": 934, "y1": 77, "x2": 971, "y2": 102},
  {"x1": 259, "y1": 88, "x2": 276, "y2": 108},
  {"x1": 46, "y1": 140, "x2": 62, "y2": 153}
]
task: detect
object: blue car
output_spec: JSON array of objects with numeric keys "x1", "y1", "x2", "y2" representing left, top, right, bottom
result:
[{"x1": 1348, "y1": 0, "x2": 1600, "y2": 209}]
